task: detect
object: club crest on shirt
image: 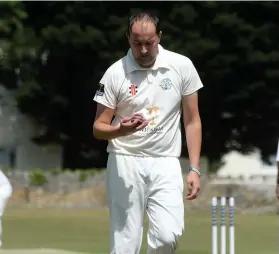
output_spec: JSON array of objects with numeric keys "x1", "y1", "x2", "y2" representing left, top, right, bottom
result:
[
  {"x1": 159, "y1": 78, "x2": 172, "y2": 90},
  {"x1": 96, "y1": 83, "x2": 105, "y2": 96}
]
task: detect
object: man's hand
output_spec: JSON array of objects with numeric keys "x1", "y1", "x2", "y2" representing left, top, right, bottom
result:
[
  {"x1": 119, "y1": 113, "x2": 148, "y2": 135},
  {"x1": 93, "y1": 104, "x2": 148, "y2": 140},
  {"x1": 276, "y1": 184, "x2": 279, "y2": 199},
  {"x1": 185, "y1": 170, "x2": 200, "y2": 200}
]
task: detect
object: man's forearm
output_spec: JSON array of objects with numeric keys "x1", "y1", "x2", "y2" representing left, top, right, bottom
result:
[
  {"x1": 93, "y1": 122, "x2": 123, "y2": 140},
  {"x1": 185, "y1": 121, "x2": 202, "y2": 169}
]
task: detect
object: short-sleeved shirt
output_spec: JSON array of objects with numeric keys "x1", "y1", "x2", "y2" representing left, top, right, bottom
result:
[
  {"x1": 276, "y1": 138, "x2": 279, "y2": 162},
  {"x1": 93, "y1": 45, "x2": 203, "y2": 157}
]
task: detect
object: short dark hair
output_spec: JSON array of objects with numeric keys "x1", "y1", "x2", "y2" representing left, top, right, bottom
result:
[{"x1": 127, "y1": 12, "x2": 161, "y2": 35}]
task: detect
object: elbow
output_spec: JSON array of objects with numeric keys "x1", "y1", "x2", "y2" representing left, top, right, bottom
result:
[
  {"x1": 192, "y1": 115, "x2": 202, "y2": 126},
  {"x1": 93, "y1": 121, "x2": 119, "y2": 141},
  {"x1": 93, "y1": 122, "x2": 111, "y2": 140},
  {"x1": 185, "y1": 117, "x2": 202, "y2": 129},
  {"x1": 93, "y1": 124, "x2": 103, "y2": 140},
  {"x1": 193, "y1": 121, "x2": 202, "y2": 132},
  {"x1": 93, "y1": 131, "x2": 104, "y2": 140},
  {"x1": 93, "y1": 131, "x2": 101, "y2": 140}
]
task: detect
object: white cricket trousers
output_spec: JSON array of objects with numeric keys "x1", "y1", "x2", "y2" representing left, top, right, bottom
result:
[
  {"x1": 0, "y1": 176, "x2": 12, "y2": 248},
  {"x1": 106, "y1": 153, "x2": 185, "y2": 254}
]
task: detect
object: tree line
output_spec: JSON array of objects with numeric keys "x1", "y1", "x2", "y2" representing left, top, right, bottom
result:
[{"x1": 0, "y1": 1, "x2": 278, "y2": 170}]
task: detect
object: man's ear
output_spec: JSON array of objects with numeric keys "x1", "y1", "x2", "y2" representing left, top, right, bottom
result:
[
  {"x1": 158, "y1": 31, "x2": 162, "y2": 43},
  {"x1": 126, "y1": 33, "x2": 132, "y2": 47}
]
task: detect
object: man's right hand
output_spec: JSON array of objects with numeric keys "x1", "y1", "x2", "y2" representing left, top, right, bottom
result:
[
  {"x1": 276, "y1": 184, "x2": 279, "y2": 199},
  {"x1": 119, "y1": 114, "x2": 149, "y2": 135},
  {"x1": 93, "y1": 104, "x2": 149, "y2": 140}
]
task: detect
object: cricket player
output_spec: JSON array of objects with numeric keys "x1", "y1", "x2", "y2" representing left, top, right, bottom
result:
[
  {"x1": 93, "y1": 12, "x2": 203, "y2": 254},
  {"x1": 276, "y1": 138, "x2": 279, "y2": 199},
  {"x1": 0, "y1": 170, "x2": 12, "y2": 248}
]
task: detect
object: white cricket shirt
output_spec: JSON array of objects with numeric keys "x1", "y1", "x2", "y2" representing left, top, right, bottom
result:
[
  {"x1": 276, "y1": 138, "x2": 279, "y2": 162},
  {"x1": 93, "y1": 45, "x2": 203, "y2": 157}
]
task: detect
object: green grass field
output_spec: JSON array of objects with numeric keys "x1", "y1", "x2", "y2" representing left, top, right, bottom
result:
[{"x1": 2, "y1": 207, "x2": 278, "y2": 254}]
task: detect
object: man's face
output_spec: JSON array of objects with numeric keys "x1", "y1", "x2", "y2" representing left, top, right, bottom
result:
[{"x1": 127, "y1": 21, "x2": 161, "y2": 68}]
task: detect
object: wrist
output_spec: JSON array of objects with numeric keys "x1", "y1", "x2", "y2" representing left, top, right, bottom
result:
[
  {"x1": 189, "y1": 162, "x2": 200, "y2": 172},
  {"x1": 189, "y1": 165, "x2": 201, "y2": 177},
  {"x1": 116, "y1": 124, "x2": 131, "y2": 137},
  {"x1": 115, "y1": 125, "x2": 126, "y2": 137},
  {"x1": 106, "y1": 125, "x2": 127, "y2": 140}
]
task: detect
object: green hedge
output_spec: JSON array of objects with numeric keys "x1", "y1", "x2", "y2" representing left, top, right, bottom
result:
[
  {"x1": 3, "y1": 168, "x2": 105, "y2": 187},
  {"x1": 29, "y1": 170, "x2": 48, "y2": 186}
]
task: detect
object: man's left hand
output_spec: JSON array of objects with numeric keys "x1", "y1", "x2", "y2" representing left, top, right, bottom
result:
[{"x1": 185, "y1": 170, "x2": 201, "y2": 200}]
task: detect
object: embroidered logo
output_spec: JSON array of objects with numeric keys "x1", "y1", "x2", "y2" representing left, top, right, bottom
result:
[
  {"x1": 159, "y1": 78, "x2": 172, "y2": 90},
  {"x1": 137, "y1": 105, "x2": 164, "y2": 134},
  {"x1": 146, "y1": 106, "x2": 160, "y2": 126},
  {"x1": 129, "y1": 84, "x2": 137, "y2": 96},
  {"x1": 96, "y1": 83, "x2": 105, "y2": 96}
]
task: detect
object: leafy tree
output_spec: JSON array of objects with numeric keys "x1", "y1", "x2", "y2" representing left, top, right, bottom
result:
[
  {"x1": 161, "y1": 2, "x2": 279, "y2": 168},
  {"x1": 1, "y1": 2, "x2": 278, "y2": 170},
  {"x1": 0, "y1": 1, "x2": 38, "y2": 90}
]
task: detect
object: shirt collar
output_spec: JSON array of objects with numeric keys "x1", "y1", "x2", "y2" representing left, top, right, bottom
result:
[{"x1": 126, "y1": 44, "x2": 169, "y2": 74}]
